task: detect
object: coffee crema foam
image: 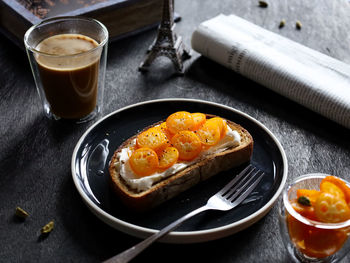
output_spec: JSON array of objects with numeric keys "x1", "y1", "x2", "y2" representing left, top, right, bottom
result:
[
  {"x1": 37, "y1": 33, "x2": 98, "y2": 56},
  {"x1": 36, "y1": 34, "x2": 100, "y2": 70}
]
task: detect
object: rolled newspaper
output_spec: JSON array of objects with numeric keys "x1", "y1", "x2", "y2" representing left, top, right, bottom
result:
[{"x1": 191, "y1": 14, "x2": 350, "y2": 129}]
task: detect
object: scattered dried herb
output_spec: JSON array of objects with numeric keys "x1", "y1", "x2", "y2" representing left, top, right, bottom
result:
[
  {"x1": 258, "y1": 1, "x2": 268, "y2": 8},
  {"x1": 15, "y1": 207, "x2": 29, "y2": 219},
  {"x1": 279, "y1": 19, "x2": 286, "y2": 29},
  {"x1": 297, "y1": 196, "x2": 311, "y2": 206},
  {"x1": 296, "y1": 21, "x2": 302, "y2": 30},
  {"x1": 41, "y1": 220, "x2": 54, "y2": 234}
]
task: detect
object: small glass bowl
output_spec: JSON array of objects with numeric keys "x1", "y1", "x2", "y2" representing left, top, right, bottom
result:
[{"x1": 279, "y1": 173, "x2": 350, "y2": 263}]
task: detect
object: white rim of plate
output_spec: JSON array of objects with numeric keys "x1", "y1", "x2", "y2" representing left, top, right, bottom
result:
[{"x1": 71, "y1": 98, "x2": 288, "y2": 243}]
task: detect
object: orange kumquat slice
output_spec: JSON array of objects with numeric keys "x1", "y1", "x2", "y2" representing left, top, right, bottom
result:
[
  {"x1": 158, "y1": 122, "x2": 173, "y2": 140},
  {"x1": 171, "y1": 131, "x2": 202, "y2": 161},
  {"x1": 195, "y1": 121, "x2": 221, "y2": 146},
  {"x1": 136, "y1": 127, "x2": 169, "y2": 152},
  {"x1": 158, "y1": 147, "x2": 179, "y2": 170},
  {"x1": 206, "y1": 117, "x2": 228, "y2": 138},
  {"x1": 322, "y1": 176, "x2": 350, "y2": 205},
  {"x1": 129, "y1": 148, "x2": 159, "y2": 177},
  {"x1": 320, "y1": 181, "x2": 345, "y2": 200},
  {"x1": 314, "y1": 192, "x2": 350, "y2": 223},
  {"x1": 166, "y1": 111, "x2": 195, "y2": 134},
  {"x1": 191, "y1": 113, "x2": 206, "y2": 130}
]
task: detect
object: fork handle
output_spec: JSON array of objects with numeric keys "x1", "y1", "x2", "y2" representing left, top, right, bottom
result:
[{"x1": 103, "y1": 205, "x2": 211, "y2": 263}]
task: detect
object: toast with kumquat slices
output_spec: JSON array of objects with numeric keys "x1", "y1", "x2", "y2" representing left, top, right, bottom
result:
[{"x1": 108, "y1": 111, "x2": 253, "y2": 211}]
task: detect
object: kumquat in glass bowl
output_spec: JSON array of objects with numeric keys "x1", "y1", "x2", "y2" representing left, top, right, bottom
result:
[{"x1": 279, "y1": 173, "x2": 350, "y2": 262}]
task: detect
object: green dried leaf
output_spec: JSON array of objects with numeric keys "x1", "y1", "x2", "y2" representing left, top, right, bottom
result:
[
  {"x1": 15, "y1": 207, "x2": 29, "y2": 219},
  {"x1": 41, "y1": 220, "x2": 54, "y2": 234},
  {"x1": 297, "y1": 196, "x2": 311, "y2": 206}
]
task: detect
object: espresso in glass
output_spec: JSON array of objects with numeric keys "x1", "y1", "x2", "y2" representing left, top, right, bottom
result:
[{"x1": 35, "y1": 33, "x2": 100, "y2": 119}]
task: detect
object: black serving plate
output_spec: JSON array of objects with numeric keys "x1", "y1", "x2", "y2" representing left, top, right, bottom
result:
[{"x1": 72, "y1": 99, "x2": 288, "y2": 243}]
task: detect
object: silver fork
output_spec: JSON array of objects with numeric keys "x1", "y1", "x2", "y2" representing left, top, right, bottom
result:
[{"x1": 103, "y1": 164, "x2": 265, "y2": 263}]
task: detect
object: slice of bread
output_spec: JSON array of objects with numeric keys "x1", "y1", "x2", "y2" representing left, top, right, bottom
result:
[{"x1": 108, "y1": 114, "x2": 253, "y2": 212}]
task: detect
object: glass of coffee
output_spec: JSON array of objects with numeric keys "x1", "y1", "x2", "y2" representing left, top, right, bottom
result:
[{"x1": 24, "y1": 16, "x2": 108, "y2": 123}]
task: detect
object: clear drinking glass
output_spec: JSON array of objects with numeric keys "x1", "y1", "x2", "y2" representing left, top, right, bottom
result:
[
  {"x1": 24, "y1": 16, "x2": 108, "y2": 123},
  {"x1": 279, "y1": 174, "x2": 350, "y2": 263}
]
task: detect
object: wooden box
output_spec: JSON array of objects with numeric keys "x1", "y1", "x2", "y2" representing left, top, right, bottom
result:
[{"x1": 0, "y1": 0, "x2": 165, "y2": 48}]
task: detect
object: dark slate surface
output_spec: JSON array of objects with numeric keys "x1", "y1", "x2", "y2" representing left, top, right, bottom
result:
[{"x1": 1, "y1": 0, "x2": 350, "y2": 262}]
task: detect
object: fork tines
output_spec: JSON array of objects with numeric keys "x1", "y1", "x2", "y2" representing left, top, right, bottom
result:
[{"x1": 220, "y1": 164, "x2": 264, "y2": 203}]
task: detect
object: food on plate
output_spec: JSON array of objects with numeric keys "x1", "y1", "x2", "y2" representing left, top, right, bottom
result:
[
  {"x1": 109, "y1": 111, "x2": 253, "y2": 211},
  {"x1": 287, "y1": 176, "x2": 350, "y2": 258}
]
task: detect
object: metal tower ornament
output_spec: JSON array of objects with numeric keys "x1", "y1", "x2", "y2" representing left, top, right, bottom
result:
[{"x1": 139, "y1": 0, "x2": 191, "y2": 74}]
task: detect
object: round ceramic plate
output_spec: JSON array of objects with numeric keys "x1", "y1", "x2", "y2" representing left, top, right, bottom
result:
[{"x1": 71, "y1": 99, "x2": 288, "y2": 243}]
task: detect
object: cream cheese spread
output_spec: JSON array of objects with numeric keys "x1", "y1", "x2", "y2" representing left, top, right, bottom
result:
[{"x1": 114, "y1": 126, "x2": 241, "y2": 192}]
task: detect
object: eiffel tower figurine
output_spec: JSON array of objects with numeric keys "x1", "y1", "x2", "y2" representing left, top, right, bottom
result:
[{"x1": 139, "y1": 0, "x2": 191, "y2": 74}]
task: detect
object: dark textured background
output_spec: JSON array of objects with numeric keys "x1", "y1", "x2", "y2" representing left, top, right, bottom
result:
[{"x1": 1, "y1": 0, "x2": 350, "y2": 262}]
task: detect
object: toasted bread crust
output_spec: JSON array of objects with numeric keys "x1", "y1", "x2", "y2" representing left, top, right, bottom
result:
[{"x1": 109, "y1": 114, "x2": 253, "y2": 211}]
